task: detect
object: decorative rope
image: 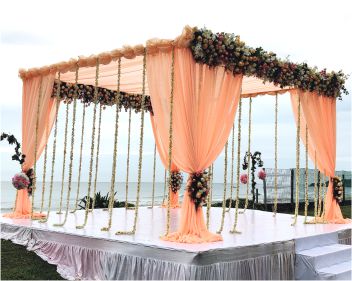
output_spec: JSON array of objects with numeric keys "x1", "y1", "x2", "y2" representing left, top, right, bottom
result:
[
  {"x1": 273, "y1": 93, "x2": 278, "y2": 216},
  {"x1": 39, "y1": 144, "x2": 48, "y2": 213},
  {"x1": 54, "y1": 65, "x2": 79, "y2": 227},
  {"x1": 116, "y1": 49, "x2": 146, "y2": 235},
  {"x1": 90, "y1": 104, "x2": 103, "y2": 211},
  {"x1": 241, "y1": 97, "x2": 252, "y2": 213},
  {"x1": 39, "y1": 73, "x2": 61, "y2": 223},
  {"x1": 125, "y1": 107, "x2": 132, "y2": 208},
  {"x1": 206, "y1": 165, "x2": 212, "y2": 228},
  {"x1": 57, "y1": 102, "x2": 69, "y2": 214},
  {"x1": 71, "y1": 104, "x2": 86, "y2": 213},
  {"x1": 165, "y1": 47, "x2": 175, "y2": 235},
  {"x1": 101, "y1": 58, "x2": 121, "y2": 231},
  {"x1": 304, "y1": 125, "x2": 309, "y2": 223},
  {"x1": 30, "y1": 77, "x2": 44, "y2": 220},
  {"x1": 227, "y1": 124, "x2": 235, "y2": 212},
  {"x1": 292, "y1": 93, "x2": 301, "y2": 226},
  {"x1": 150, "y1": 143, "x2": 157, "y2": 208},
  {"x1": 76, "y1": 58, "x2": 99, "y2": 229},
  {"x1": 217, "y1": 141, "x2": 228, "y2": 234},
  {"x1": 313, "y1": 151, "x2": 318, "y2": 220},
  {"x1": 231, "y1": 97, "x2": 242, "y2": 234}
]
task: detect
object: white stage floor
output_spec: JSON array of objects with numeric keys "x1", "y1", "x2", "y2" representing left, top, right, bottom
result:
[
  {"x1": 1, "y1": 207, "x2": 350, "y2": 252},
  {"x1": 1, "y1": 207, "x2": 351, "y2": 280}
]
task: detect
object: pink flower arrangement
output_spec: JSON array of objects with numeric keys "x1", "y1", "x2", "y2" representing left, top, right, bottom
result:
[
  {"x1": 12, "y1": 172, "x2": 30, "y2": 190},
  {"x1": 240, "y1": 174, "x2": 248, "y2": 184},
  {"x1": 258, "y1": 169, "x2": 267, "y2": 180}
]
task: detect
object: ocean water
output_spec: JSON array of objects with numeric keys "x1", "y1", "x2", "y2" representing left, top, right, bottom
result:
[{"x1": 2, "y1": 177, "x2": 349, "y2": 211}]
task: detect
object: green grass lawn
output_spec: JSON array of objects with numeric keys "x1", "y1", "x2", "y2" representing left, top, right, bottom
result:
[{"x1": 1, "y1": 203, "x2": 350, "y2": 280}]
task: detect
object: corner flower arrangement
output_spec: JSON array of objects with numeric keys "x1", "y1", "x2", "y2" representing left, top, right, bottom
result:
[
  {"x1": 170, "y1": 171, "x2": 183, "y2": 193},
  {"x1": 190, "y1": 27, "x2": 349, "y2": 99},
  {"x1": 188, "y1": 171, "x2": 211, "y2": 209},
  {"x1": 332, "y1": 176, "x2": 343, "y2": 204}
]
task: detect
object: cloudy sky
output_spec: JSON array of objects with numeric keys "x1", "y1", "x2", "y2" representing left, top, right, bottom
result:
[{"x1": 0, "y1": 0, "x2": 351, "y2": 183}]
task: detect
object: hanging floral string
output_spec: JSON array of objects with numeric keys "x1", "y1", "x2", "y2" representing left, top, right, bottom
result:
[
  {"x1": 101, "y1": 58, "x2": 121, "y2": 232},
  {"x1": 317, "y1": 171, "x2": 322, "y2": 217},
  {"x1": 54, "y1": 64, "x2": 79, "y2": 227},
  {"x1": 241, "y1": 97, "x2": 252, "y2": 213},
  {"x1": 313, "y1": 151, "x2": 318, "y2": 220},
  {"x1": 39, "y1": 73, "x2": 61, "y2": 223},
  {"x1": 57, "y1": 102, "x2": 70, "y2": 215},
  {"x1": 304, "y1": 125, "x2": 309, "y2": 223},
  {"x1": 116, "y1": 49, "x2": 147, "y2": 235},
  {"x1": 162, "y1": 169, "x2": 167, "y2": 205},
  {"x1": 226, "y1": 124, "x2": 235, "y2": 212},
  {"x1": 150, "y1": 143, "x2": 157, "y2": 208},
  {"x1": 321, "y1": 173, "x2": 327, "y2": 222},
  {"x1": 206, "y1": 165, "x2": 212, "y2": 228},
  {"x1": 90, "y1": 104, "x2": 103, "y2": 211},
  {"x1": 30, "y1": 77, "x2": 44, "y2": 220},
  {"x1": 125, "y1": 107, "x2": 132, "y2": 208},
  {"x1": 292, "y1": 93, "x2": 301, "y2": 226},
  {"x1": 39, "y1": 144, "x2": 48, "y2": 213},
  {"x1": 217, "y1": 141, "x2": 228, "y2": 234},
  {"x1": 231, "y1": 97, "x2": 242, "y2": 234},
  {"x1": 76, "y1": 58, "x2": 99, "y2": 229},
  {"x1": 71, "y1": 104, "x2": 86, "y2": 213},
  {"x1": 273, "y1": 93, "x2": 279, "y2": 216}
]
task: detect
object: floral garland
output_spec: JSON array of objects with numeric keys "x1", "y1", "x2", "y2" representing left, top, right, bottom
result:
[
  {"x1": 170, "y1": 171, "x2": 183, "y2": 193},
  {"x1": 190, "y1": 28, "x2": 348, "y2": 99},
  {"x1": 187, "y1": 171, "x2": 211, "y2": 209},
  {"x1": 52, "y1": 80, "x2": 153, "y2": 114},
  {"x1": 0, "y1": 133, "x2": 26, "y2": 164},
  {"x1": 332, "y1": 176, "x2": 343, "y2": 203}
]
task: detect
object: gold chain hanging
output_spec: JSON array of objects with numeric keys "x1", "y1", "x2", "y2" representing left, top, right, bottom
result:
[
  {"x1": 76, "y1": 58, "x2": 99, "y2": 229},
  {"x1": 101, "y1": 57, "x2": 121, "y2": 231},
  {"x1": 125, "y1": 107, "x2": 132, "y2": 208},
  {"x1": 40, "y1": 73, "x2": 61, "y2": 223},
  {"x1": 241, "y1": 97, "x2": 252, "y2": 213},
  {"x1": 116, "y1": 49, "x2": 147, "y2": 235},
  {"x1": 71, "y1": 104, "x2": 86, "y2": 213},
  {"x1": 273, "y1": 93, "x2": 279, "y2": 216},
  {"x1": 150, "y1": 143, "x2": 157, "y2": 208},
  {"x1": 54, "y1": 64, "x2": 79, "y2": 227},
  {"x1": 57, "y1": 102, "x2": 70, "y2": 214},
  {"x1": 231, "y1": 97, "x2": 242, "y2": 234},
  {"x1": 304, "y1": 125, "x2": 309, "y2": 223},
  {"x1": 227, "y1": 124, "x2": 235, "y2": 212},
  {"x1": 313, "y1": 151, "x2": 318, "y2": 221},
  {"x1": 90, "y1": 103, "x2": 103, "y2": 211},
  {"x1": 39, "y1": 144, "x2": 48, "y2": 213},
  {"x1": 217, "y1": 141, "x2": 228, "y2": 234},
  {"x1": 292, "y1": 93, "x2": 301, "y2": 226},
  {"x1": 165, "y1": 47, "x2": 175, "y2": 236},
  {"x1": 206, "y1": 165, "x2": 212, "y2": 228},
  {"x1": 30, "y1": 77, "x2": 44, "y2": 220}
]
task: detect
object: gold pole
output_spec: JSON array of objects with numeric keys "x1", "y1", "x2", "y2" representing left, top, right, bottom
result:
[
  {"x1": 227, "y1": 124, "x2": 235, "y2": 212},
  {"x1": 292, "y1": 93, "x2": 301, "y2": 226},
  {"x1": 241, "y1": 97, "x2": 252, "y2": 213},
  {"x1": 217, "y1": 141, "x2": 228, "y2": 234},
  {"x1": 231, "y1": 97, "x2": 242, "y2": 234},
  {"x1": 116, "y1": 49, "x2": 147, "y2": 235},
  {"x1": 76, "y1": 58, "x2": 99, "y2": 229},
  {"x1": 30, "y1": 76, "x2": 44, "y2": 219},
  {"x1": 40, "y1": 74, "x2": 61, "y2": 223},
  {"x1": 101, "y1": 58, "x2": 121, "y2": 231},
  {"x1": 273, "y1": 93, "x2": 278, "y2": 216}
]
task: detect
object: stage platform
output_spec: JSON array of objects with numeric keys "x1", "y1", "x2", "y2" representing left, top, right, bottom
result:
[{"x1": 1, "y1": 207, "x2": 351, "y2": 280}]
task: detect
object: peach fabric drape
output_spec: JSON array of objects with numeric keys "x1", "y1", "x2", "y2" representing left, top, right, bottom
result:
[
  {"x1": 290, "y1": 90, "x2": 349, "y2": 223},
  {"x1": 4, "y1": 73, "x2": 57, "y2": 219},
  {"x1": 147, "y1": 48, "x2": 243, "y2": 242},
  {"x1": 151, "y1": 115, "x2": 181, "y2": 208}
]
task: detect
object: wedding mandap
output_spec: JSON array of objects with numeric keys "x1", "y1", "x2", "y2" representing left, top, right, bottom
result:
[{"x1": 3, "y1": 25, "x2": 349, "y2": 246}]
